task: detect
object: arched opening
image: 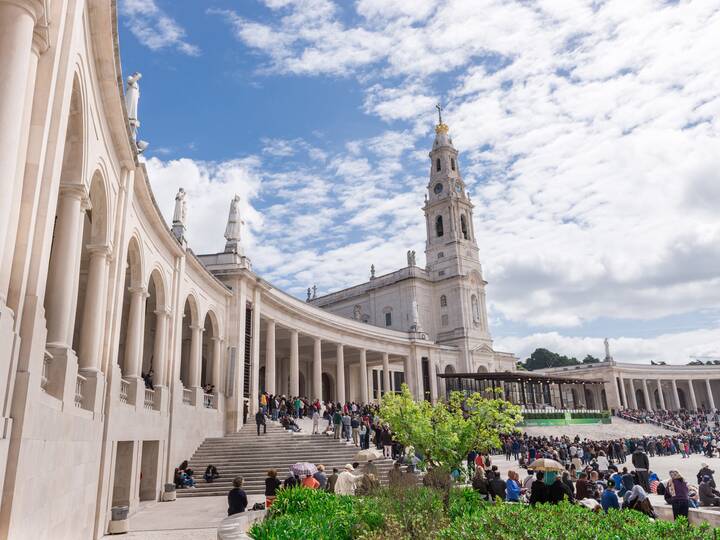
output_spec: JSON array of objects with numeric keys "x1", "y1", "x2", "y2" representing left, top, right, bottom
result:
[
  {"x1": 451, "y1": 158, "x2": 455, "y2": 171},
  {"x1": 444, "y1": 364, "x2": 456, "y2": 374},
  {"x1": 179, "y1": 296, "x2": 198, "y2": 388},
  {"x1": 321, "y1": 373, "x2": 334, "y2": 404},
  {"x1": 146, "y1": 270, "x2": 167, "y2": 387},
  {"x1": 585, "y1": 387, "x2": 596, "y2": 409},
  {"x1": 435, "y1": 215, "x2": 444, "y2": 237},
  {"x1": 44, "y1": 75, "x2": 86, "y2": 353},
  {"x1": 471, "y1": 294, "x2": 480, "y2": 325},
  {"x1": 201, "y1": 312, "x2": 216, "y2": 391},
  {"x1": 460, "y1": 214, "x2": 468, "y2": 240},
  {"x1": 476, "y1": 365, "x2": 488, "y2": 373},
  {"x1": 72, "y1": 173, "x2": 109, "y2": 372},
  {"x1": 440, "y1": 295, "x2": 447, "y2": 308},
  {"x1": 116, "y1": 237, "x2": 144, "y2": 378},
  {"x1": 635, "y1": 388, "x2": 646, "y2": 409},
  {"x1": 677, "y1": 387, "x2": 687, "y2": 409},
  {"x1": 141, "y1": 272, "x2": 158, "y2": 380},
  {"x1": 436, "y1": 158, "x2": 441, "y2": 172}
]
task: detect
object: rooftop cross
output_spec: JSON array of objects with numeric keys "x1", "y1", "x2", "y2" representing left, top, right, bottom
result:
[{"x1": 435, "y1": 103, "x2": 443, "y2": 125}]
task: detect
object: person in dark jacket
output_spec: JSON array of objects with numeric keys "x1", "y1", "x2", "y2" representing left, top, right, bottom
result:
[
  {"x1": 697, "y1": 464, "x2": 716, "y2": 488},
  {"x1": 548, "y1": 475, "x2": 573, "y2": 504},
  {"x1": 204, "y1": 464, "x2": 220, "y2": 482},
  {"x1": 529, "y1": 471, "x2": 548, "y2": 505},
  {"x1": 283, "y1": 474, "x2": 300, "y2": 488},
  {"x1": 228, "y1": 476, "x2": 248, "y2": 515},
  {"x1": 488, "y1": 472, "x2": 506, "y2": 501},
  {"x1": 699, "y1": 475, "x2": 720, "y2": 507},
  {"x1": 256, "y1": 409, "x2": 266, "y2": 436},
  {"x1": 665, "y1": 470, "x2": 690, "y2": 520},
  {"x1": 326, "y1": 468, "x2": 339, "y2": 493},
  {"x1": 264, "y1": 469, "x2": 281, "y2": 508},
  {"x1": 575, "y1": 472, "x2": 591, "y2": 499},
  {"x1": 631, "y1": 446, "x2": 650, "y2": 490}
]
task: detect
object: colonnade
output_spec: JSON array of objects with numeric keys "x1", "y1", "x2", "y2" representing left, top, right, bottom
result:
[
  {"x1": 258, "y1": 318, "x2": 436, "y2": 406},
  {"x1": 617, "y1": 376, "x2": 717, "y2": 411}
]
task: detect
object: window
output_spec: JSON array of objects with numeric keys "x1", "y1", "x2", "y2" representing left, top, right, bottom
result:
[
  {"x1": 441, "y1": 314, "x2": 449, "y2": 327},
  {"x1": 435, "y1": 216, "x2": 444, "y2": 237},
  {"x1": 451, "y1": 158, "x2": 456, "y2": 171},
  {"x1": 437, "y1": 251, "x2": 444, "y2": 259},
  {"x1": 440, "y1": 295, "x2": 447, "y2": 308},
  {"x1": 385, "y1": 312, "x2": 392, "y2": 326},
  {"x1": 436, "y1": 158, "x2": 441, "y2": 172},
  {"x1": 460, "y1": 214, "x2": 468, "y2": 240}
]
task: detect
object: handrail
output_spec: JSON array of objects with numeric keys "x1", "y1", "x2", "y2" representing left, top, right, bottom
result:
[
  {"x1": 75, "y1": 374, "x2": 86, "y2": 408},
  {"x1": 120, "y1": 379, "x2": 130, "y2": 404}
]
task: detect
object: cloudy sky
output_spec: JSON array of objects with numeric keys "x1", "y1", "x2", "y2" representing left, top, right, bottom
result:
[{"x1": 118, "y1": 0, "x2": 720, "y2": 364}]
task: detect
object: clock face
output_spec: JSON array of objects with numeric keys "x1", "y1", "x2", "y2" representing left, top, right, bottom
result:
[
  {"x1": 455, "y1": 184, "x2": 462, "y2": 193},
  {"x1": 434, "y1": 183, "x2": 443, "y2": 194}
]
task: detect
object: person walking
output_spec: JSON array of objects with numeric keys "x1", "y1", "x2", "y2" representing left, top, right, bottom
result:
[
  {"x1": 255, "y1": 409, "x2": 266, "y2": 436},
  {"x1": 333, "y1": 409, "x2": 342, "y2": 439},
  {"x1": 312, "y1": 408, "x2": 320, "y2": 434},
  {"x1": 351, "y1": 415, "x2": 360, "y2": 447},
  {"x1": 631, "y1": 445, "x2": 650, "y2": 490}
]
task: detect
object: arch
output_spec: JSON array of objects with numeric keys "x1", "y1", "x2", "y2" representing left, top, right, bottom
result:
[
  {"x1": 59, "y1": 73, "x2": 86, "y2": 186},
  {"x1": 322, "y1": 372, "x2": 334, "y2": 404},
  {"x1": 440, "y1": 295, "x2": 447, "y2": 308},
  {"x1": 436, "y1": 158, "x2": 441, "y2": 172},
  {"x1": 635, "y1": 388, "x2": 646, "y2": 409},
  {"x1": 201, "y1": 309, "x2": 220, "y2": 390},
  {"x1": 125, "y1": 235, "x2": 144, "y2": 289},
  {"x1": 179, "y1": 294, "x2": 200, "y2": 387},
  {"x1": 444, "y1": 364, "x2": 456, "y2": 374},
  {"x1": 451, "y1": 158, "x2": 456, "y2": 171},
  {"x1": 435, "y1": 215, "x2": 444, "y2": 237},
  {"x1": 476, "y1": 365, "x2": 488, "y2": 373},
  {"x1": 585, "y1": 387, "x2": 596, "y2": 409},
  {"x1": 116, "y1": 236, "x2": 147, "y2": 377},
  {"x1": 677, "y1": 387, "x2": 687, "y2": 410},
  {"x1": 460, "y1": 214, "x2": 468, "y2": 240}
]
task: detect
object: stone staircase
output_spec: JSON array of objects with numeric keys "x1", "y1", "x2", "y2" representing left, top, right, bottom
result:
[{"x1": 179, "y1": 422, "x2": 394, "y2": 497}]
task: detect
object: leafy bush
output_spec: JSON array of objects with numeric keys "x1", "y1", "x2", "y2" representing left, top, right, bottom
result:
[{"x1": 249, "y1": 487, "x2": 715, "y2": 540}]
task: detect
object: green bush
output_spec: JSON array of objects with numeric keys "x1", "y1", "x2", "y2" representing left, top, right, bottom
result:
[
  {"x1": 522, "y1": 412, "x2": 565, "y2": 420},
  {"x1": 249, "y1": 487, "x2": 715, "y2": 540}
]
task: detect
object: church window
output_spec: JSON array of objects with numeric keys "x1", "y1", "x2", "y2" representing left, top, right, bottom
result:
[
  {"x1": 441, "y1": 314, "x2": 449, "y2": 327},
  {"x1": 435, "y1": 216, "x2": 444, "y2": 237},
  {"x1": 440, "y1": 295, "x2": 447, "y2": 308},
  {"x1": 460, "y1": 214, "x2": 468, "y2": 240},
  {"x1": 385, "y1": 312, "x2": 392, "y2": 326},
  {"x1": 438, "y1": 251, "x2": 444, "y2": 259},
  {"x1": 471, "y1": 294, "x2": 480, "y2": 326},
  {"x1": 451, "y1": 158, "x2": 456, "y2": 171},
  {"x1": 436, "y1": 158, "x2": 441, "y2": 172}
]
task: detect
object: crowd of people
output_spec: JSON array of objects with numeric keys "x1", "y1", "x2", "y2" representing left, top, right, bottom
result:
[{"x1": 619, "y1": 409, "x2": 720, "y2": 438}]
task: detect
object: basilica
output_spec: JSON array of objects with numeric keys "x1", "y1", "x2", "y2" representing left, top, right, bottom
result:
[{"x1": 0, "y1": 1, "x2": 719, "y2": 538}]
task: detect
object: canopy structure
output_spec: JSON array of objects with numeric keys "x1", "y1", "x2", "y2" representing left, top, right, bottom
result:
[{"x1": 438, "y1": 371, "x2": 608, "y2": 410}]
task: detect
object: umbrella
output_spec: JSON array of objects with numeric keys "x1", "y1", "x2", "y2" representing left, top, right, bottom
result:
[
  {"x1": 353, "y1": 449, "x2": 383, "y2": 462},
  {"x1": 528, "y1": 458, "x2": 564, "y2": 472},
  {"x1": 290, "y1": 462, "x2": 317, "y2": 476}
]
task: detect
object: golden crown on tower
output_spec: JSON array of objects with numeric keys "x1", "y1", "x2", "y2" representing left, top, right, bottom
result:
[{"x1": 435, "y1": 123, "x2": 449, "y2": 134}]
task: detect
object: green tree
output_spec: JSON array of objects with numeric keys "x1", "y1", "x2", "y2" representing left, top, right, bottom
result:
[
  {"x1": 524, "y1": 348, "x2": 580, "y2": 370},
  {"x1": 379, "y1": 385, "x2": 522, "y2": 509},
  {"x1": 582, "y1": 355, "x2": 600, "y2": 364}
]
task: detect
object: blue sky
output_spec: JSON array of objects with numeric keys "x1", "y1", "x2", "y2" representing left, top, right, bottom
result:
[{"x1": 118, "y1": 0, "x2": 720, "y2": 364}]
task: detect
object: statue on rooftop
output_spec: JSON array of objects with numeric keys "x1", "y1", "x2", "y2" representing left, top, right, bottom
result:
[
  {"x1": 125, "y1": 72, "x2": 142, "y2": 141},
  {"x1": 224, "y1": 195, "x2": 244, "y2": 254},
  {"x1": 173, "y1": 188, "x2": 187, "y2": 226}
]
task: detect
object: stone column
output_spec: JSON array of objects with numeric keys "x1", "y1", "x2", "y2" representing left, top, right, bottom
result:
[
  {"x1": 687, "y1": 379, "x2": 698, "y2": 411},
  {"x1": 618, "y1": 376, "x2": 627, "y2": 408},
  {"x1": 77, "y1": 245, "x2": 111, "y2": 370},
  {"x1": 671, "y1": 379, "x2": 681, "y2": 410},
  {"x1": 211, "y1": 337, "x2": 222, "y2": 393},
  {"x1": 123, "y1": 287, "x2": 148, "y2": 379},
  {"x1": 188, "y1": 324, "x2": 203, "y2": 388},
  {"x1": 313, "y1": 338, "x2": 322, "y2": 401},
  {"x1": 382, "y1": 352, "x2": 390, "y2": 396},
  {"x1": 250, "y1": 288, "x2": 261, "y2": 412},
  {"x1": 403, "y1": 355, "x2": 413, "y2": 395},
  {"x1": 706, "y1": 379, "x2": 716, "y2": 411},
  {"x1": 628, "y1": 380, "x2": 638, "y2": 409},
  {"x1": 0, "y1": 0, "x2": 45, "y2": 295},
  {"x1": 359, "y1": 348, "x2": 368, "y2": 403},
  {"x1": 265, "y1": 319, "x2": 276, "y2": 394},
  {"x1": 657, "y1": 380, "x2": 666, "y2": 410},
  {"x1": 429, "y1": 353, "x2": 438, "y2": 403},
  {"x1": 642, "y1": 379, "x2": 653, "y2": 411},
  {"x1": 45, "y1": 184, "x2": 89, "y2": 347},
  {"x1": 152, "y1": 309, "x2": 170, "y2": 387},
  {"x1": 289, "y1": 329, "x2": 299, "y2": 396},
  {"x1": 336, "y1": 344, "x2": 345, "y2": 403}
]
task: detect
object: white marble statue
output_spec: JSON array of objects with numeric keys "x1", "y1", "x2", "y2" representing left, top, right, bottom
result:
[
  {"x1": 173, "y1": 188, "x2": 187, "y2": 226},
  {"x1": 125, "y1": 72, "x2": 142, "y2": 141},
  {"x1": 604, "y1": 338, "x2": 612, "y2": 361},
  {"x1": 411, "y1": 300, "x2": 420, "y2": 328},
  {"x1": 125, "y1": 72, "x2": 141, "y2": 121},
  {"x1": 407, "y1": 250, "x2": 416, "y2": 267},
  {"x1": 353, "y1": 305, "x2": 361, "y2": 320},
  {"x1": 224, "y1": 195, "x2": 243, "y2": 242}
]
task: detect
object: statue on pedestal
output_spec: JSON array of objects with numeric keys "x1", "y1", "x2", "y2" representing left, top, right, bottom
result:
[
  {"x1": 172, "y1": 188, "x2": 187, "y2": 242},
  {"x1": 353, "y1": 305, "x2": 362, "y2": 320},
  {"x1": 224, "y1": 195, "x2": 244, "y2": 254},
  {"x1": 125, "y1": 72, "x2": 142, "y2": 141},
  {"x1": 407, "y1": 250, "x2": 416, "y2": 267},
  {"x1": 370, "y1": 265, "x2": 376, "y2": 279}
]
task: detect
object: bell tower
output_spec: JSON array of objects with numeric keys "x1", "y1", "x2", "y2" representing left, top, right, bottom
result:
[{"x1": 422, "y1": 107, "x2": 492, "y2": 358}]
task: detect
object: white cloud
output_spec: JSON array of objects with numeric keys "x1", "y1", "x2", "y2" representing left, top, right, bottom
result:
[{"x1": 120, "y1": 0, "x2": 199, "y2": 56}]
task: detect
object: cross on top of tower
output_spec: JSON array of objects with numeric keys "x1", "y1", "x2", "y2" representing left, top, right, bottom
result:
[{"x1": 435, "y1": 103, "x2": 449, "y2": 134}]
